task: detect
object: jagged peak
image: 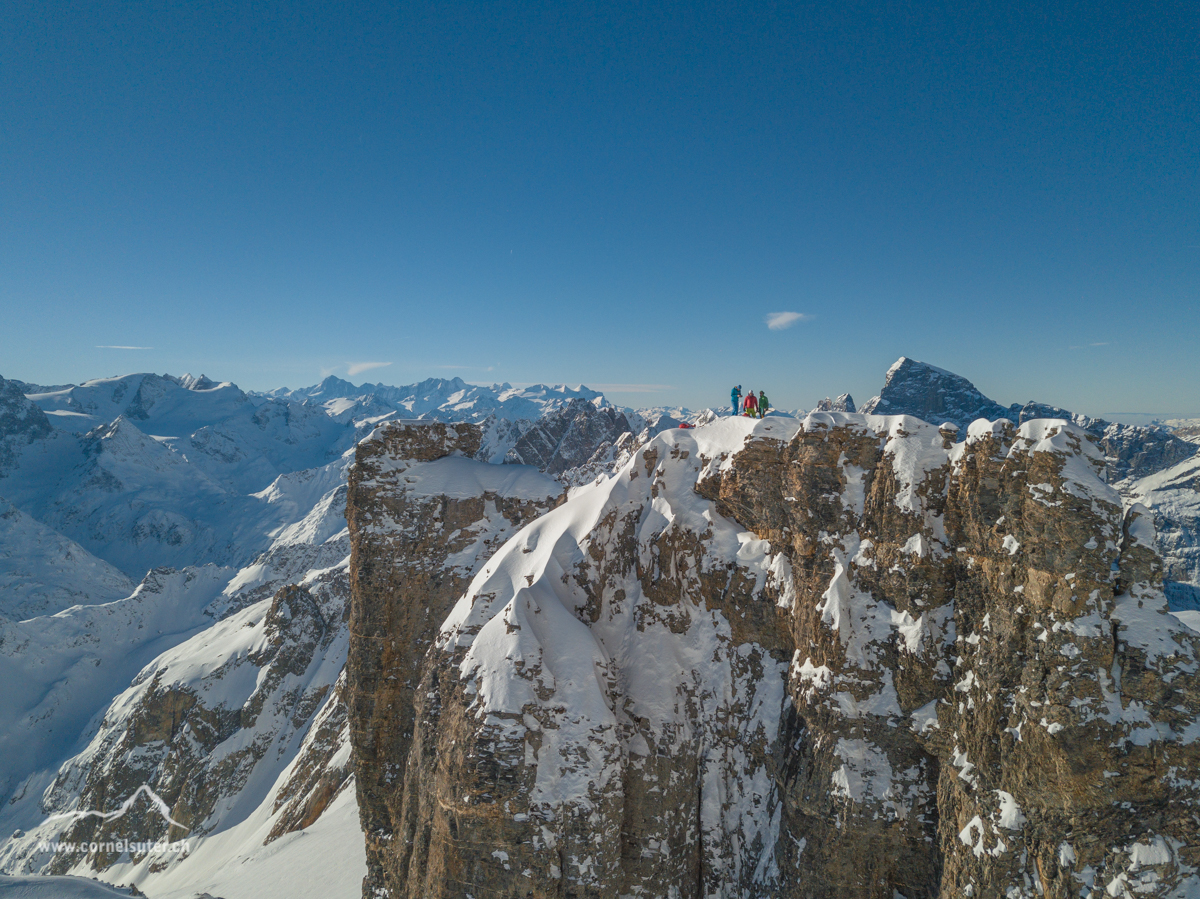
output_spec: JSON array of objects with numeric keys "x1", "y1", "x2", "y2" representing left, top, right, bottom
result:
[
  {"x1": 815, "y1": 393, "x2": 856, "y2": 414},
  {"x1": 179, "y1": 373, "x2": 220, "y2": 391}
]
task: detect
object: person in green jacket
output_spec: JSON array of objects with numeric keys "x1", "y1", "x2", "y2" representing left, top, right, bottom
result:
[{"x1": 757, "y1": 390, "x2": 769, "y2": 418}]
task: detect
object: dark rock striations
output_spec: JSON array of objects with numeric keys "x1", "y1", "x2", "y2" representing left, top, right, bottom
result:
[
  {"x1": 39, "y1": 569, "x2": 352, "y2": 874},
  {"x1": 860, "y1": 358, "x2": 1010, "y2": 431},
  {"x1": 815, "y1": 393, "x2": 856, "y2": 413}
]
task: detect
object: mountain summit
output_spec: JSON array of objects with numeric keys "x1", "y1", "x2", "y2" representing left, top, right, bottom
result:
[{"x1": 860, "y1": 357, "x2": 1009, "y2": 429}]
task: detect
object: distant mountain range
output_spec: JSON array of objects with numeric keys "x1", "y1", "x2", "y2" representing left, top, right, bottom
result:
[{"x1": 0, "y1": 359, "x2": 1196, "y2": 898}]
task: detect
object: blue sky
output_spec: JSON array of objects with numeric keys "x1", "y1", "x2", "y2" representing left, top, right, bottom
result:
[{"x1": 3, "y1": 0, "x2": 1197, "y2": 416}]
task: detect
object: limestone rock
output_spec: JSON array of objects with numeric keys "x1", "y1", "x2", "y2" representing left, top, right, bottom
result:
[
  {"x1": 860, "y1": 358, "x2": 1010, "y2": 430},
  {"x1": 349, "y1": 412, "x2": 1200, "y2": 898},
  {"x1": 858, "y1": 358, "x2": 1196, "y2": 483},
  {"x1": 345, "y1": 421, "x2": 564, "y2": 898},
  {"x1": 37, "y1": 568, "x2": 352, "y2": 875}
]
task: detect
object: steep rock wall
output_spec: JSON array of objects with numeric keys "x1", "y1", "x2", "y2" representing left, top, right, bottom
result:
[
  {"x1": 350, "y1": 414, "x2": 1200, "y2": 898},
  {"x1": 345, "y1": 421, "x2": 565, "y2": 897}
]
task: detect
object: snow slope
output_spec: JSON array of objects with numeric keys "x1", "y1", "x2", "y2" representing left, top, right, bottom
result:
[
  {"x1": 0, "y1": 501, "x2": 134, "y2": 620},
  {"x1": 1124, "y1": 452, "x2": 1200, "y2": 591},
  {"x1": 0, "y1": 567, "x2": 231, "y2": 820},
  {"x1": 26, "y1": 374, "x2": 250, "y2": 436},
  {"x1": 0, "y1": 875, "x2": 139, "y2": 897}
]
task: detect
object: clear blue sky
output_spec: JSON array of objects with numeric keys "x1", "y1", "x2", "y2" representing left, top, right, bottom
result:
[{"x1": 3, "y1": 0, "x2": 1197, "y2": 416}]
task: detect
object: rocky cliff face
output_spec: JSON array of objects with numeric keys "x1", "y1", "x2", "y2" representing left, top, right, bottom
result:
[
  {"x1": 31, "y1": 565, "x2": 352, "y2": 877},
  {"x1": 1126, "y1": 453, "x2": 1200, "y2": 591},
  {"x1": 1088, "y1": 420, "x2": 1198, "y2": 485},
  {"x1": 345, "y1": 421, "x2": 565, "y2": 898},
  {"x1": 349, "y1": 413, "x2": 1200, "y2": 898},
  {"x1": 860, "y1": 358, "x2": 1010, "y2": 430},
  {"x1": 0, "y1": 376, "x2": 53, "y2": 475},
  {"x1": 503, "y1": 398, "x2": 634, "y2": 475}
]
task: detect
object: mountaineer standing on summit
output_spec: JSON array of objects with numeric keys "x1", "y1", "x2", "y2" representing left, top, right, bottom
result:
[
  {"x1": 743, "y1": 391, "x2": 758, "y2": 417},
  {"x1": 757, "y1": 390, "x2": 769, "y2": 418},
  {"x1": 731, "y1": 385, "x2": 742, "y2": 416}
]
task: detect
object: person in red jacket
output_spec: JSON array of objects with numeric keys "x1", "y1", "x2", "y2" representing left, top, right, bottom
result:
[{"x1": 743, "y1": 391, "x2": 758, "y2": 416}]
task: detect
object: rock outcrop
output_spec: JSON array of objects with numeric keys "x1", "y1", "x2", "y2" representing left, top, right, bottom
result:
[
  {"x1": 1126, "y1": 453, "x2": 1200, "y2": 591},
  {"x1": 1088, "y1": 420, "x2": 1198, "y2": 485},
  {"x1": 349, "y1": 413, "x2": 1200, "y2": 898},
  {"x1": 345, "y1": 421, "x2": 564, "y2": 898},
  {"x1": 35, "y1": 566, "x2": 351, "y2": 876}
]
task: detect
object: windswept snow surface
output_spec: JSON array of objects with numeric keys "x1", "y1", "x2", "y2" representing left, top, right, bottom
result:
[
  {"x1": 133, "y1": 785, "x2": 366, "y2": 899},
  {"x1": 363, "y1": 451, "x2": 561, "y2": 501}
]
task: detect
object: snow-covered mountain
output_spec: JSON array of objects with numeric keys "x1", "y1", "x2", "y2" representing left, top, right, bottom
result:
[
  {"x1": 1, "y1": 361, "x2": 1198, "y2": 899},
  {"x1": 0, "y1": 379, "x2": 52, "y2": 476},
  {"x1": 261, "y1": 375, "x2": 606, "y2": 424},
  {"x1": 0, "y1": 500, "x2": 134, "y2": 620},
  {"x1": 0, "y1": 369, "x2": 639, "y2": 898}
]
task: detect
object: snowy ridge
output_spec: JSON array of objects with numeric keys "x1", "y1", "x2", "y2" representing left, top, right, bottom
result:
[
  {"x1": 1125, "y1": 452, "x2": 1200, "y2": 591},
  {"x1": 0, "y1": 567, "x2": 232, "y2": 816},
  {"x1": 262, "y1": 375, "x2": 606, "y2": 424},
  {"x1": 428, "y1": 417, "x2": 798, "y2": 895}
]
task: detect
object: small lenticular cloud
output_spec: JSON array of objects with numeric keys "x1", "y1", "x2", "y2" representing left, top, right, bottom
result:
[
  {"x1": 764, "y1": 312, "x2": 810, "y2": 331},
  {"x1": 348, "y1": 361, "x2": 393, "y2": 376}
]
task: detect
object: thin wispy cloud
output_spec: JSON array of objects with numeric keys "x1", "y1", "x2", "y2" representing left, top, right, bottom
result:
[
  {"x1": 764, "y1": 312, "x2": 811, "y2": 331},
  {"x1": 348, "y1": 361, "x2": 392, "y2": 376},
  {"x1": 96, "y1": 345, "x2": 152, "y2": 350}
]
